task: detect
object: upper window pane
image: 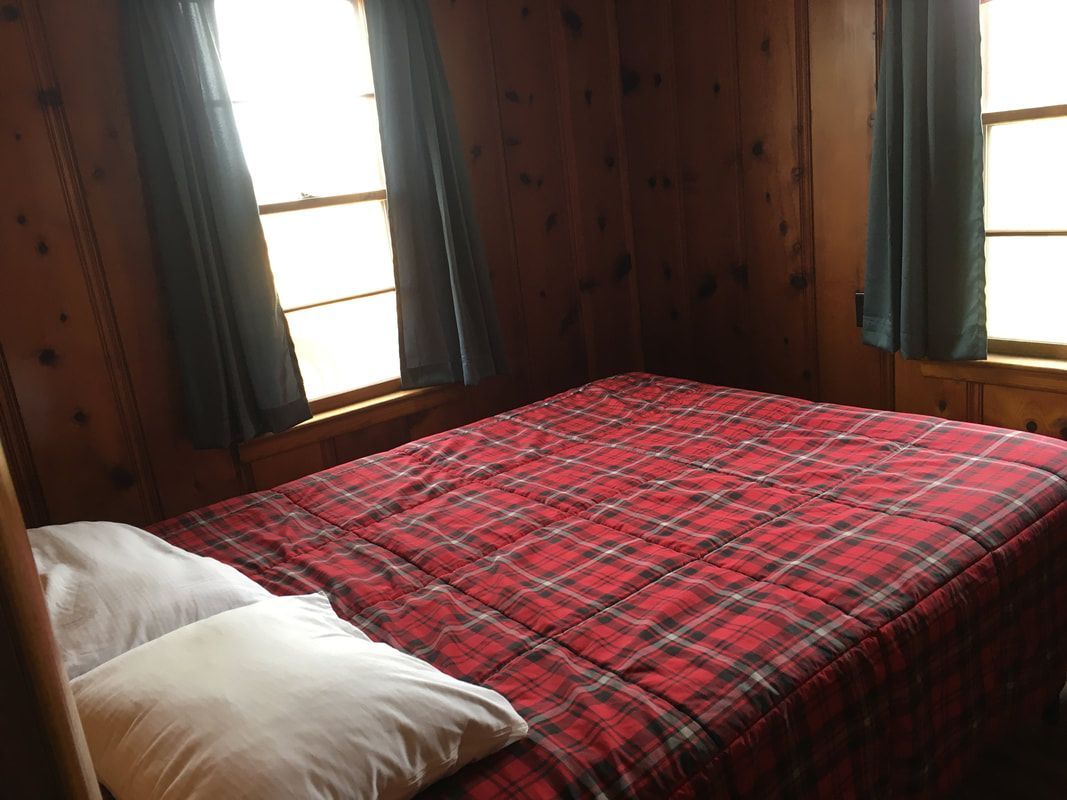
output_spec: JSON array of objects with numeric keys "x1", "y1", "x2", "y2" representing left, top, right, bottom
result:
[
  {"x1": 216, "y1": 0, "x2": 384, "y2": 204},
  {"x1": 985, "y1": 117, "x2": 1067, "y2": 231},
  {"x1": 981, "y1": 0, "x2": 1067, "y2": 113}
]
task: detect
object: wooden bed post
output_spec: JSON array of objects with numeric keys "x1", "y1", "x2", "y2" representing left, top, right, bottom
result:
[{"x1": 0, "y1": 442, "x2": 100, "y2": 798}]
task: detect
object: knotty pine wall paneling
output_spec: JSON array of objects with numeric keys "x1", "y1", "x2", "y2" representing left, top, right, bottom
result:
[
  {"x1": 733, "y1": 0, "x2": 819, "y2": 400},
  {"x1": 549, "y1": 0, "x2": 644, "y2": 379},
  {"x1": 670, "y1": 0, "x2": 752, "y2": 389},
  {"x1": 486, "y1": 1, "x2": 593, "y2": 396},
  {"x1": 808, "y1": 0, "x2": 892, "y2": 410},
  {"x1": 429, "y1": 0, "x2": 531, "y2": 419},
  {"x1": 0, "y1": 0, "x2": 158, "y2": 525},
  {"x1": 615, "y1": 0, "x2": 695, "y2": 379}
]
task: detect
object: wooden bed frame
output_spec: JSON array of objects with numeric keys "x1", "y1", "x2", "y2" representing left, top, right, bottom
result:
[{"x1": 0, "y1": 442, "x2": 100, "y2": 798}]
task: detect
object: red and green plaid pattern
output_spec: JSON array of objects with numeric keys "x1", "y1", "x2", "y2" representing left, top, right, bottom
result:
[{"x1": 152, "y1": 374, "x2": 1067, "y2": 799}]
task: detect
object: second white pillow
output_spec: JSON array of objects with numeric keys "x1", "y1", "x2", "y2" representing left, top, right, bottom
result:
[{"x1": 73, "y1": 593, "x2": 529, "y2": 800}]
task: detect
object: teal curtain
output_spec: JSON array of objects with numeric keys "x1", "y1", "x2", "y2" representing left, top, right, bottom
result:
[
  {"x1": 863, "y1": 0, "x2": 987, "y2": 361},
  {"x1": 364, "y1": 0, "x2": 505, "y2": 387},
  {"x1": 122, "y1": 0, "x2": 310, "y2": 448}
]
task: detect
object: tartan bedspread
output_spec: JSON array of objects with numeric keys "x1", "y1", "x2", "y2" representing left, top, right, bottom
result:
[{"x1": 152, "y1": 373, "x2": 1067, "y2": 799}]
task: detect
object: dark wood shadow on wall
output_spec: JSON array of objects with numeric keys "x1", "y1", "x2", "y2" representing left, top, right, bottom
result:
[{"x1": 0, "y1": 439, "x2": 100, "y2": 799}]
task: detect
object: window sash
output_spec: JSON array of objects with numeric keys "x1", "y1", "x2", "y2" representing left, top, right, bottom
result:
[{"x1": 258, "y1": 189, "x2": 386, "y2": 216}]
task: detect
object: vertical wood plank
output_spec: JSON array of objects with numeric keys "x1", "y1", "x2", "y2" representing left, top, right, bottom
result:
[
  {"x1": 549, "y1": 0, "x2": 643, "y2": 379},
  {"x1": 809, "y1": 0, "x2": 886, "y2": 409},
  {"x1": 615, "y1": 0, "x2": 693, "y2": 377},
  {"x1": 430, "y1": 0, "x2": 530, "y2": 414},
  {"x1": 0, "y1": 440, "x2": 100, "y2": 799},
  {"x1": 671, "y1": 0, "x2": 751, "y2": 388},
  {"x1": 487, "y1": 0, "x2": 590, "y2": 395},
  {"x1": 735, "y1": 0, "x2": 818, "y2": 398}
]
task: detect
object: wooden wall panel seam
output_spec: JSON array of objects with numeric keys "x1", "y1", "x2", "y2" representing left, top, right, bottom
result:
[
  {"x1": 602, "y1": 0, "x2": 646, "y2": 372},
  {"x1": 545, "y1": 3, "x2": 595, "y2": 380},
  {"x1": 471, "y1": 0, "x2": 534, "y2": 401},
  {"x1": 793, "y1": 0, "x2": 821, "y2": 399},
  {"x1": 660, "y1": 0, "x2": 694, "y2": 376},
  {"x1": 18, "y1": 0, "x2": 162, "y2": 520}
]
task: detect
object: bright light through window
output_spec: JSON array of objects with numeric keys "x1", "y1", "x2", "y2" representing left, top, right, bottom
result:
[
  {"x1": 215, "y1": 0, "x2": 400, "y2": 403},
  {"x1": 980, "y1": 0, "x2": 1067, "y2": 352}
]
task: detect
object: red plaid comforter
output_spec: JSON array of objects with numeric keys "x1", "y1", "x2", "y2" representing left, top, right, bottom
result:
[{"x1": 153, "y1": 374, "x2": 1067, "y2": 799}]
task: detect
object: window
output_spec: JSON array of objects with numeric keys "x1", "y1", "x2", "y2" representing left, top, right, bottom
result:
[
  {"x1": 215, "y1": 0, "x2": 399, "y2": 408},
  {"x1": 980, "y1": 0, "x2": 1067, "y2": 358}
]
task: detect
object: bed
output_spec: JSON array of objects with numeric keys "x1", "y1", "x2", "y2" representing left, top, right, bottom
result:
[{"x1": 151, "y1": 373, "x2": 1067, "y2": 798}]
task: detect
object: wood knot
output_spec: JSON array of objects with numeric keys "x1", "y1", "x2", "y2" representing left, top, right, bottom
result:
[
  {"x1": 37, "y1": 348, "x2": 59, "y2": 367},
  {"x1": 1025, "y1": 420, "x2": 1038, "y2": 433},
  {"x1": 698, "y1": 273, "x2": 718, "y2": 299},
  {"x1": 36, "y1": 240, "x2": 49, "y2": 255},
  {"x1": 614, "y1": 252, "x2": 633, "y2": 281},
  {"x1": 561, "y1": 7, "x2": 582, "y2": 34},
  {"x1": 544, "y1": 212, "x2": 558, "y2": 233},
  {"x1": 72, "y1": 409, "x2": 89, "y2": 426},
  {"x1": 504, "y1": 89, "x2": 520, "y2": 103},
  {"x1": 730, "y1": 262, "x2": 749, "y2": 287},
  {"x1": 751, "y1": 140, "x2": 764, "y2": 157},
  {"x1": 110, "y1": 466, "x2": 136, "y2": 490},
  {"x1": 1, "y1": 4, "x2": 19, "y2": 22},
  {"x1": 789, "y1": 272, "x2": 808, "y2": 290},
  {"x1": 621, "y1": 66, "x2": 640, "y2": 95}
]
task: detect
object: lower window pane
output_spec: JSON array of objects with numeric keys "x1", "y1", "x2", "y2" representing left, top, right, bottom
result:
[
  {"x1": 261, "y1": 201, "x2": 394, "y2": 312},
  {"x1": 986, "y1": 236, "x2": 1067, "y2": 345},
  {"x1": 285, "y1": 292, "x2": 400, "y2": 401}
]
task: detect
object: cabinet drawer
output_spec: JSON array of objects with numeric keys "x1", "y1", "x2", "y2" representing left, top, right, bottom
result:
[{"x1": 982, "y1": 385, "x2": 1067, "y2": 441}]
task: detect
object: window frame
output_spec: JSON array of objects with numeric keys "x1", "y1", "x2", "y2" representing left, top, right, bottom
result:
[
  {"x1": 221, "y1": 0, "x2": 400, "y2": 413},
  {"x1": 982, "y1": 103, "x2": 1067, "y2": 358}
]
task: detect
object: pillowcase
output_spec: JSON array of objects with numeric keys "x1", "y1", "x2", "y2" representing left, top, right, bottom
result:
[
  {"x1": 29, "y1": 520, "x2": 269, "y2": 679},
  {"x1": 72, "y1": 593, "x2": 529, "y2": 800}
]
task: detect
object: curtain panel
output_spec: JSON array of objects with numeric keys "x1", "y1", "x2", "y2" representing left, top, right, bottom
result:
[
  {"x1": 122, "y1": 0, "x2": 310, "y2": 448},
  {"x1": 863, "y1": 0, "x2": 988, "y2": 361},
  {"x1": 364, "y1": 0, "x2": 505, "y2": 387}
]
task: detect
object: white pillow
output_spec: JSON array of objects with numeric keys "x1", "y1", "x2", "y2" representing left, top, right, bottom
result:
[
  {"x1": 72, "y1": 593, "x2": 528, "y2": 800},
  {"x1": 29, "y1": 520, "x2": 269, "y2": 679}
]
